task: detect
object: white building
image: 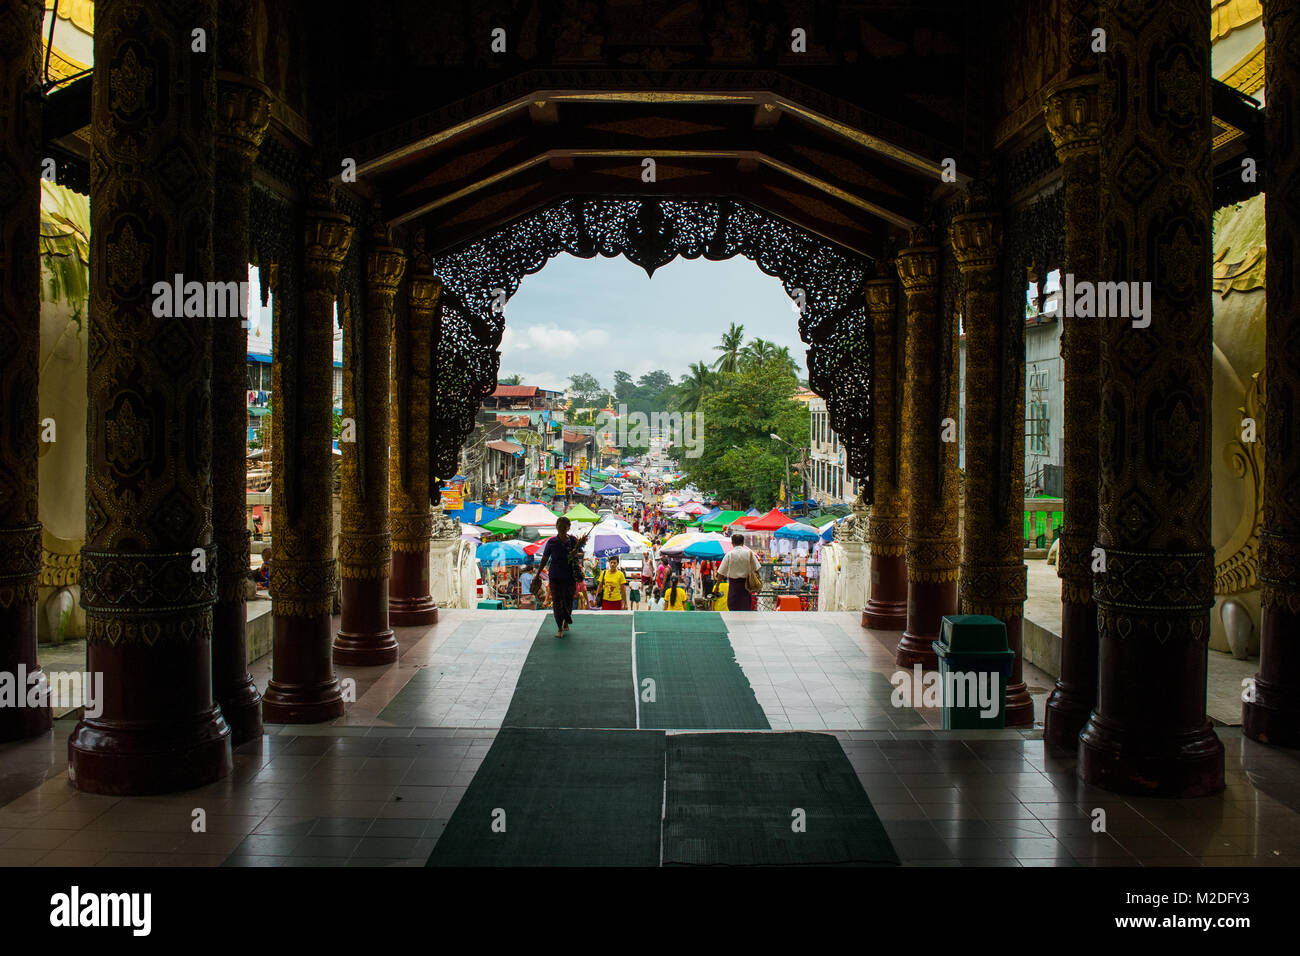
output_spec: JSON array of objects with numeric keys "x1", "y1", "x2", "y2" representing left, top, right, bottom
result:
[{"x1": 807, "y1": 396, "x2": 859, "y2": 505}]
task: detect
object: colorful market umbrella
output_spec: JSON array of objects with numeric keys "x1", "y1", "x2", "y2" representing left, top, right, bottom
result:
[
  {"x1": 682, "y1": 535, "x2": 734, "y2": 560},
  {"x1": 564, "y1": 503, "x2": 601, "y2": 524},
  {"x1": 459, "y1": 524, "x2": 486, "y2": 540},
  {"x1": 701, "y1": 510, "x2": 748, "y2": 532},
  {"x1": 481, "y1": 518, "x2": 521, "y2": 535},
  {"x1": 774, "y1": 521, "x2": 822, "y2": 542},
  {"x1": 597, "y1": 484, "x2": 622, "y2": 496},
  {"x1": 746, "y1": 507, "x2": 795, "y2": 531},
  {"x1": 497, "y1": 503, "x2": 561, "y2": 526},
  {"x1": 476, "y1": 540, "x2": 530, "y2": 567},
  {"x1": 678, "y1": 502, "x2": 708, "y2": 515}
]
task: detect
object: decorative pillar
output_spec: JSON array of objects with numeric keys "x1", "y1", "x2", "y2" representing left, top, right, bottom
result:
[
  {"x1": 863, "y1": 271, "x2": 908, "y2": 630},
  {"x1": 952, "y1": 198, "x2": 1033, "y2": 726},
  {"x1": 262, "y1": 182, "x2": 351, "y2": 722},
  {"x1": 388, "y1": 236, "x2": 439, "y2": 626},
  {"x1": 1244, "y1": 0, "x2": 1300, "y2": 747},
  {"x1": 0, "y1": 0, "x2": 50, "y2": 741},
  {"x1": 335, "y1": 218, "x2": 405, "y2": 664},
  {"x1": 1043, "y1": 75, "x2": 1103, "y2": 749},
  {"x1": 69, "y1": 0, "x2": 232, "y2": 793},
  {"x1": 1080, "y1": 0, "x2": 1222, "y2": 795},
  {"x1": 211, "y1": 23, "x2": 272, "y2": 741},
  {"x1": 895, "y1": 234, "x2": 960, "y2": 668}
]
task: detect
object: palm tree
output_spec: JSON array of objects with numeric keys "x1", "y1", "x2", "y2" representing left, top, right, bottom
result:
[
  {"x1": 770, "y1": 344, "x2": 799, "y2": 379},
  {"x1": 739, "y1": 337, "x2": 778, "y2": 369},
  {"x1": 677, "y1": 361, "x2": 715, "y2": 413},
  {"x1": 499, "y1": 373, "x2": 522, "y2": 385},
  {"x1": 712, "y1": 322, "x2": 745, "y2": 373}
]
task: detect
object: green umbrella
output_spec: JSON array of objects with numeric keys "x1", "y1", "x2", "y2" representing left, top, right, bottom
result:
[
  {"x1": 482, "y1": 518, "x2": 522, "y2": 535},
  {"x1": 564, "y1": 503, "x2": 601, "y2": 524}
]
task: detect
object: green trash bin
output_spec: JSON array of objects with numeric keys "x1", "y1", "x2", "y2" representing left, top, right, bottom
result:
[{"x1": 932, "y1": 615, "x2": 1014, "y2": 730}]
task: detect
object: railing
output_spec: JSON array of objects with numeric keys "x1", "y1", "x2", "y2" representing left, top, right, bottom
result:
[{"x1": 1024, "y1": 497, "x2": 1063, "y2": 555}]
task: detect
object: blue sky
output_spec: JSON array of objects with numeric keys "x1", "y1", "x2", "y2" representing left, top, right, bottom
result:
[{"x1": 499, "y1": 253, "x2": 808, "y2": 393}]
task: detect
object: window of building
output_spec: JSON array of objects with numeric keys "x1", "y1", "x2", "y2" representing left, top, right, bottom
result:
[{"x1": 1028, "y1": 401, "x2": 1050, "y2": 455}]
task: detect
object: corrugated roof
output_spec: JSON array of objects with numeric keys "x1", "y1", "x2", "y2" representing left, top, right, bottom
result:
[
  {"x1": 487, "y1": 440, "x2": 524, "y2": 454},
  {"x1": 492, "y1": 385, "x2": 537, "y2": 398}
]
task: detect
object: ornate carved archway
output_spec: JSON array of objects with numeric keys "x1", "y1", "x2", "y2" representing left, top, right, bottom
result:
[{"x1": 425, "y1": 195, "x2": 877, "y2": 502}]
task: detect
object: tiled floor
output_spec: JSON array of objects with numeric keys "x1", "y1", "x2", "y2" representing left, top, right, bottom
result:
[{"x1": 3, "y1": 609, "x2": 1298, "y2": 867}]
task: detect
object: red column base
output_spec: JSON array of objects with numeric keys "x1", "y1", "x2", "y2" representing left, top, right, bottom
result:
[
  {"x1": 1243, "y1": 605, "x2": 1300, "y2": 747},
  {"x1": 865, "y1": 551, "x2": 908, "y2": 630},
  {"x1": 897, "y1": 578, "x2": 955, "y2": 669},
  {"x1": 0, "y1": 604, "x2": 52, "y2": 741},
  {"x1": 212, "y1": 599, "x2": 263, "y2": 744},
  {"x1": 1079, "y1": 713, "x2": 1225, "y2": 797},
  {"x1": 66, "y1": 637, "x2": 232, "y2": 795},
  {"x1": 68, "y1": 708, "x2": 232, "y2": 795},
  {"x1": 1044, "y1": 599, "x2": 1099, "y2": 749},
  {"x1": 391, "y1": 601, "x2": 438, "y2": 627},
  {"x1": 1004, "y1": 680, "x2": 1035, "y2": 727},
  {"x1": 334, "y1": 576, "x2": 398, "y2": 666},
  {"x1": 263, "y1": 613, "x2": 345, "y2": 723},
  {"x1": 389, "y1": 549, "x2": 437, "y2": 626}
]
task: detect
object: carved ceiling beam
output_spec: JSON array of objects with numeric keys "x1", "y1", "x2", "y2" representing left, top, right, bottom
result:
[
  {"x1": 410, "y1": 164, "x2": 883, "y2": 260},
  {"x1": 350, "y1": 90, "x2": 954, "y2": 182}
]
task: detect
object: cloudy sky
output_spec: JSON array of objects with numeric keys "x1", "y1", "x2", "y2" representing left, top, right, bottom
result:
[{"x1": 498, "y1": 253, "x2": 808, "y2": 393}]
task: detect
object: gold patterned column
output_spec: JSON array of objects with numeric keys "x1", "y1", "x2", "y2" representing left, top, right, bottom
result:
[
  {"x1": 0, "y1": 0, "x2": 50, "y2": 742},
  {"x1": 212, "y1": 50, "x2": 271, "y2": 742},
  {"x1": 69, "y1": 0, "x2": 232, "y2": 793},
  {"x1": 335, "y1": 218, "x2": 406, "y2": 664},
  {"x1": 895, "y1": 232, "x2": 960, "y2": 668},
  {"x1": 1244, "y1": 0, "x2": 1300, "y2": 747},
  {"x1": 952, "y1": 198, "x2": 1032, "y2": 726},
  {"x1": 1080, "y1": 0, "x2": 1222, "y2": 796},
  {"x1": 863, "y1": 270, "x2": 908, "y2": 630},
  {"x1": 1043, "y1": 74, "x2": 1104, "y2": 749},
  {"x1": 389, "y1": 234, "x2": 440, "y2": 626},
  {"x1": 262, "y1": 181, "x2": 351, "y2": 722}
]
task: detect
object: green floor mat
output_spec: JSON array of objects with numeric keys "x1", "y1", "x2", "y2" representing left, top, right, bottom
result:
[
  {"x1": 663, "y1": 732, "x2": 900, "y2": 866},
  {"x1": 500, "y1": 613, "x2": 636, "y2": 729},
  {"x1": 634, "y1": 614, "x2": 770, "y2": 730},
  {"x1": 634, "y1": 610, "x2": 730, "y2": 632},
  {"x1": 426, "y1": 728, "x2": 666, "y2": 866}
]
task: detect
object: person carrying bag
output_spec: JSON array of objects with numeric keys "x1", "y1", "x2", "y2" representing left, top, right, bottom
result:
[{"x1": 718, "y1": 533, "x2": 762, "y2": 612}]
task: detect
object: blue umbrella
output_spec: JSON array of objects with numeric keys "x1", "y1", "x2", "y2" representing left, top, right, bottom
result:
[
  {"x1": 683, "y1": 538, "x2": 730, "y2": 560},
  {"x1": 476, "y1": 540, "x2": 530, "y2": 567},
  {"x1": 597, "y1": 484, "x2": 622, "y2": 496},
  {"x1": 774, "y1": 522, "x2": 822, "y2": 543}
]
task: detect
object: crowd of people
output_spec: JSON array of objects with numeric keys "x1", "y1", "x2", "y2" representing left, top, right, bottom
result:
[{"x1": 520, "y1": 482, "x2": 764, "y2": 637}]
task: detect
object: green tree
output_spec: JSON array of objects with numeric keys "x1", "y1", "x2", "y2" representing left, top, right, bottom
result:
[
  {"x1": 499, "y1": 373, "x2": 522, "y2": 385},
  {"x1": 712, "y1": 322, "x2": 746, "y2": 373},
  {"x1": 678, "y1": 361, "x2": 809, "y2": 508},
  {"x1": 638, "y1": 369, "x2": 673, "y2": 393},
  {"x1": 613, "y1": 369, "x2": 636, "y2": 401},
  {"x1": 568, "y1": 372, "x2": 605, "y2": 406}
]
